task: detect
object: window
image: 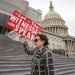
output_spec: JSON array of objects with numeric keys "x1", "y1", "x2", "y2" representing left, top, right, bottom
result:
[
  {"x1": 55, "y1": 20, "x2": 56, "y2": 23},
  {"x1": 53, "y1": 21, "x2": 54, "y2": 23}
]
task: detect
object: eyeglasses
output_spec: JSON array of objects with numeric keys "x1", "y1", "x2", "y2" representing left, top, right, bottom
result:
[{"x1": 34, "y1": 39, "x2": 40, "y2": 42}]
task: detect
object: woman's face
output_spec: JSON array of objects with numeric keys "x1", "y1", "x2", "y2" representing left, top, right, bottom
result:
[{"x1": 33, "y1": 36, "x2": 45, "y2": 49}]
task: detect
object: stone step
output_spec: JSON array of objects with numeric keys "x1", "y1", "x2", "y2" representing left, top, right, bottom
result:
[
  {"x1": 55, "y1": 64, "x2": 75, "y2": 69},
  {"x1": 0, "y1": 55, "x2": 32, "y2": 58},
  {"x1": 0, "y1": 57, "x2": 32, "y2": 60},
  {"x1": 0, "y1": 64, "x2": 31, "y2": 67},
  {"x1": 55, "y1": 68, "x2": 75, "y2": 75},
  {"x1": 0, "y1": 51, "x2": 25, "y2": 54},
  {"x1": 0, "y1": 70, "x2": 31, "y2": 75},
  {"x1": 55, "y1": 65, "x2": 75, "y2": 71},
  {"x1": 0, "y1": 68, "x2": 31, "y2": 73},
  {"x1": 65, "y1": 72, "x2": 75, "y2": 75},
  {"x1": 0, "y1": 56, "x2": 32, "y2": 60},
  {"x1": 55, "y1": 66, "x2": 75, "y2": 73},
  {"x1": 0, "y1": 63, "x2": 30, "y2": 65},
  {"x1": 53, "y1": 54, "x2": 65, "y2": 57},
  {"x1": 54, "y1": 62, "x2": 75, "y2": 66},
  {"x1": 0, "y1": 49, "x2": 23, "y2": 53},
  {"x1": 0, "y1": 61, "x2": 31, "y2": 64},
  {"x1": 54, "y1": 58, "x2": 75, "y2": 62},
  {"x1": 0, "y1": 53, "x2": 26, "y2": 56},
  {"x1": 0, "y1": 67, "x2": 31, "y2": 72},
  {"x1": 54, "y1": 60, "x2": 75, "y2": 63},
  {"x1": 54, "y1": 57, "x2": 75, "y2": 59},
  {"x1": 54, "y1": 58, "x2": 75, "y2": 60}
]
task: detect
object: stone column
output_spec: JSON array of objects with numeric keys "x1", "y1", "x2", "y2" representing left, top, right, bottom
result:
[
  {"x1": 56, "y1": 27, "x2": 57, "y2": 33},
  {"x1": 51, "y1": 27, "x2": 52, "y2": 32},
  {"x1": 72, "y1": 41, "x2": 74, "y2": 56},
  {"x1": 62, "y1": 27, "x2": 63, "y2": 34},
  {"x1": 60, "y1": 27, "x2": 62, "y2": 33},
  {"x1": 52, "y1": 27, "x2": 53, "y2": 33},
  {"x1": 73, "y1": 41, "x2": 74, "y2": 53},
  {"x1": 53, "y1": 27, "x2": 55, "y2": 33},
  {"x1": 63, "y1": 28, "x2": 65, "y2": 34},
  {"x1": 74, "y1": 41, "x2": 75, "y2": 55},
  {"x1": 49, "y1": 27, "x2": 50, "y2": 31},
  {"x1": 50, "y1": 27, "x2": 51, "y2": 32},
  {"x1": 69, "y1": 40, "x2": 72, "y2": 56},
  {"x1": 62, "y1": 28, "x2": 63, "y2": 34},
  {"x1": 64, "y1": 28, "x2": 67, "y2": 34},
  {"x1": 65, "y1": 40, "x2": 69, "y2": 57},
  {"x1": 72, "y1": 41, "x2": 74, "y2": 54},
  {"x1": 52, "y1": 27, "x2": 54, "y2": 32},
  {"x1": 60, "y1": 27, "x2": 61, "y2": 34},
  {"x1": 70, "y1": 41, "x2": 72, "y2": 50},
  {"x1": 57, "y1": 27, "x2": 59, "y2": 34},
  {"x1": 68, "y1": 40, "x2": 70, "y2": 56},
  {"x1": 67, "y1": 40, "x2": 69, "y2": 50},
  {"x1": 72, "y1": 41, "x2": 73, "y2": 51},
  {"x1": 55, "y1": 27, "x2": 56, "y2": 33},
  {"x1": 63, "y1": 28, "x2": 64, "y2": 34},
  {"x1": 59, "y1": 27, "x2": 60, "y2": 34}
]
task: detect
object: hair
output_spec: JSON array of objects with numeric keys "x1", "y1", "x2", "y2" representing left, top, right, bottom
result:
[{"x1": 35, "y1": 33, "x2": 49, "y2": 46}]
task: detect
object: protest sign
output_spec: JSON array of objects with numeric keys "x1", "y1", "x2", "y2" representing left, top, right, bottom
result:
[{"x1": 6, "y1": 10, "x2": 42, "y2": 40}]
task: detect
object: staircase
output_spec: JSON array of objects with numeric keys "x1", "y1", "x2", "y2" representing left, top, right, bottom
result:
[
  {"x1": 0, "y1": 34, "x2": 75, "y2": 75},
  {"x1": 0, "y1": 34, "x2": 32, "y2": 75},
  {"x1": 53, "y1": 54, "x2": 75, "y2": 75}
]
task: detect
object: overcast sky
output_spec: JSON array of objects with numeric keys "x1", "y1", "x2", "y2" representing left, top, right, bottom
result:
[{"x1": 27, "y1": 0, "x2": 75, "y2": 36}]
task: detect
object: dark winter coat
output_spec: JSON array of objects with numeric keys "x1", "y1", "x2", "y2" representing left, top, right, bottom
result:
[{"x1": 23, "y1": 41, "x2": 54, "y2": 75}]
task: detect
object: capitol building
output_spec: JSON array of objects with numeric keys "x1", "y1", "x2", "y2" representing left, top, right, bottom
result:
[
  {"x1": 0, "y1": 0, "x2": 75, "y2": 57},
  {"x1": 42, "y1": 1, "x2": 75, "y2": 57}
]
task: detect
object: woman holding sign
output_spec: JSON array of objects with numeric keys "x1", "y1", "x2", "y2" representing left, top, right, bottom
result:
[{"x1": 23, "y1": 34, "x2": 54, "y2": 75}]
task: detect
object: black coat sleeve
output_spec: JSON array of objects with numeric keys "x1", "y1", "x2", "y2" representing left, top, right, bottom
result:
[
  {"x1": 45, "y1": 51, "x2": 54, "y2": 75},
  {"x1": 23, "y1": 41, "x2": 34, "y2": 55}
]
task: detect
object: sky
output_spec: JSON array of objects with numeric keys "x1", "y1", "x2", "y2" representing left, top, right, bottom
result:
[{"x1": 27, "y1": 0, "x2": 75, "y2": 36}]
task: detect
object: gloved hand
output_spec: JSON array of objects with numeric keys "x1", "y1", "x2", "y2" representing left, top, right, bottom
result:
[{"x1": 23, "y1": 41, "x2": 28, "y2": 48}]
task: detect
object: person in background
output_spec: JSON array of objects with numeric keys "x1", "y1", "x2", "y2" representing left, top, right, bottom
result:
[{"x1": 23, "y1": 34, "x2": 54, "y2": 75}]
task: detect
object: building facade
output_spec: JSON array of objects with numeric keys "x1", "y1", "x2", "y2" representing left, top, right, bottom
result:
[
  {"x1": 0, "y1": 0, "x2": 42, "y2": 34},
  {"x1": 0, "y1": 0, "x2": 75, "y2": 57},
  {"x1": 42, "y1": 1, "x2": 75, "y2": 57}
]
